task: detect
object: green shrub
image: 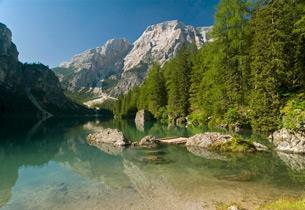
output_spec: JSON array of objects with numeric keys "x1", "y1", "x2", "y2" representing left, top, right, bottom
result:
[
  {"x1": 224, "y1": 107, "x2": 251, "y2": 129},
  {"x1": 281, "y1": 93, "x2": 305, "y2": 133},
  {"x1": 187, "y1": 111, "x2": 209, "y2": 126}
]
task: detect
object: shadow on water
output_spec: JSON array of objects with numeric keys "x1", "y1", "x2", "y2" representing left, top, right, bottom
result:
[{"x1": 1, "y1": 116, "x2": 305, "y2": 208}]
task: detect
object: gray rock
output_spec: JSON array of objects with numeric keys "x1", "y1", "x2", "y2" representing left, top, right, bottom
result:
[
  {"x1": 271, "y1": 128, "x2": 305, "y2": 154},
  {"x1": 139, "y1": 135, "x2": 159, "y2": 147},
  {"x1": 252, "y1": 141, "x2": 269, "y2": 152},
  {"x1": 186, "y1": 132, "x2": 232, "y2": 148},
  {"x1": 135, "y1": 109, "x2": 153, "y2": 131},
  {"x1": 87, "y1": 128, "x2": 131, "y2": 147}
]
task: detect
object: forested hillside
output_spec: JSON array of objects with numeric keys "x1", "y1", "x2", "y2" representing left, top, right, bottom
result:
[{"x1": 113, "y1": 0, "x2": 305, "y2": 133}]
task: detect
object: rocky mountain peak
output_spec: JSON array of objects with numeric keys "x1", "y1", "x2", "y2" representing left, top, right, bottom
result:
[
  {"x1": 56, "y1": 38, "x2": 132, "y2": 92},
  {"x1": 123, "y1": 20, "x2": 212, "y2": 72},
  {"x1": 60, "y1": 38, "x2": 132, "y2": 71}
]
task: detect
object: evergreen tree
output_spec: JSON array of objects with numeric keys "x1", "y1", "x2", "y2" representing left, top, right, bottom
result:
[
  {"x1": 212, "y1": 0, "x2": 251, "y2": 108},
  {"x1": 140, "y1": 63, "x2": 167, "y2": 118},
  {"x1": 165, "y1": 45, "x2": 195, "y2": 120},
  {"x1": 249, "y1": 0, "x2": 296, "y2": 131}
]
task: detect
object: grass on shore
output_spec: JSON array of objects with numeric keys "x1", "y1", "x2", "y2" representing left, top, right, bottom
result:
[{"x1": 260, "y1": 197, "x2": 305, "y2": 210}]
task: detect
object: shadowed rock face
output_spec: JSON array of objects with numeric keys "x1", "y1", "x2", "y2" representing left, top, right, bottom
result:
[{"x1": 0, "y1": 22, "x2": 91, "y2": 117}]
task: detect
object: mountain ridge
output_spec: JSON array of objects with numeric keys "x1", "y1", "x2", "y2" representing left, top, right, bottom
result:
[{"x1": 54, "y1": 20, "x2": 212, "y2": 101}]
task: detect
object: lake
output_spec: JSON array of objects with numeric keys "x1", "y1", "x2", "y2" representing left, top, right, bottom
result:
[{"x1": 0, "y1": 117, "x2": 304, "y2": 210}]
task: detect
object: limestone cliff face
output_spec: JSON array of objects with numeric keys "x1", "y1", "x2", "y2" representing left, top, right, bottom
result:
[
  {"x1": 55, "y1": 39, "x2": 132, "y2": 94},
  {"x1": 55, "y1": 20, "x2": 212, "y2": 97},
  {"x1": 0, "y1": 22, "x2": 90, "y2": 117},
  {"x1": 123, "y1": 20, "x2": 211, "y2": 72}
]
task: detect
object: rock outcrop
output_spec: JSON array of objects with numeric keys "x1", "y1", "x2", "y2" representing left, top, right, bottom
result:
[
  {"x1": 271, "y1": 128, "x2": 305, "y2": 154},
  {"x1": 87, "y1": 128, "x2": 131, "y2": 147}
]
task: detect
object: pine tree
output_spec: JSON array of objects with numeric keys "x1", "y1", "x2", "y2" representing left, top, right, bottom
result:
[
  {"x1": 212, "y1": 0, "x2": 251, "y2": 108},
  {"x1": 141, "y1": 63, "x2": 167, "y2": 118},
  {"x1": 165, "y1": 45, "x2": 195, "y2": 120},
  {"x1": 249, "y1": 0, "x2": 296, "y2": 131}
]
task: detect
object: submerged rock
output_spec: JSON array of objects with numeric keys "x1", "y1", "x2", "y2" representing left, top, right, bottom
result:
[
  {"x1": 186, "y1": 146, "x2": 228, "y2": 161},
  {"x1": 87, "y1": 128, "x2": 131, "y2": 147},
  {"x1": 271, "y1": 128, "x2": 305, "y2": 154},
  {"x1": 88, "y1": 141, "x2": 124, "y2": 156}
]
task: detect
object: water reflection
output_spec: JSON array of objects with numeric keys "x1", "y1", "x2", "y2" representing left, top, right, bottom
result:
[{"x1": 0, "y1": 117, "x2": 305, "y2": 209}]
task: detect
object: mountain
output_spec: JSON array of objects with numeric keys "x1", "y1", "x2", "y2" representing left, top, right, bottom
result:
[
  {"x1": 54, "y1": 39, "x2": 132, "y2": 95},
  {"x1": 123, "y1": 20, "x2": 211, "y2": 72},
  {"x1": 0, "y1": 22, "x2": 92, "y2": 117},
  {"x1": 54, "y1": 20, "x2": 212, "y2": 100}
]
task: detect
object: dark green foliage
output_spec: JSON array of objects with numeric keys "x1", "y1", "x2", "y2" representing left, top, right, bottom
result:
[
  {"x1": 249, "y1": 0, "x2": 304, "y2": 132},
  {"x1": 165, "y1": 45, "x2": 195, "y2": 120},
  {"x1": 113, "y1": 0, "x2": 305, "y2": 133}
]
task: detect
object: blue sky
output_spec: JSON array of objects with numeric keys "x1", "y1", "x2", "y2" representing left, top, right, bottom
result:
[{"x1": 0, "y1": 0, "x2": 219, "y2": 67}]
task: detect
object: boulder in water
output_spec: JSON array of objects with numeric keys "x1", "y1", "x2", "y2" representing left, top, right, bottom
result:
[
  {"x1": 87, "y1": 128, "x2": 131, "y2": 147},
  {"x1": 186, "y1": 132, "x2": 232, "y2": 148},
  {"x1": 135, "y1": 109, "x2": 153, "y2": 131},
  {"x1": 138, "y1": 135, "x2": 160, "y2": 147}
]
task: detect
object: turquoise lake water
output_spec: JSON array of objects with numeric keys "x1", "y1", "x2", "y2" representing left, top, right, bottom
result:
[{"x1": 0, "y1": 117, "x2": 305, "y2": 210}]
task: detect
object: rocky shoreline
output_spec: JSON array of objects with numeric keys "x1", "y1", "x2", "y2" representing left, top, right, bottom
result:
[
  {"x1": 87, "y1": 128, "x2": 271, "y2": 157},
  {"x1": 87, "y1": 127, "x2": 305, "y2": 167}
]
